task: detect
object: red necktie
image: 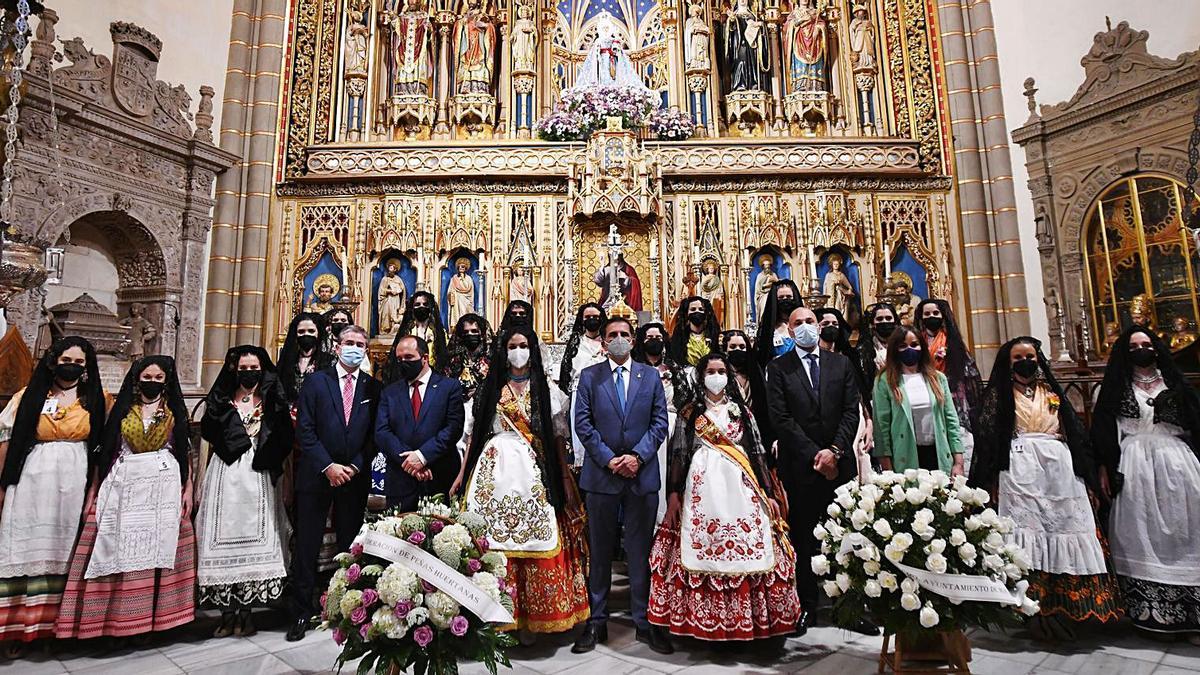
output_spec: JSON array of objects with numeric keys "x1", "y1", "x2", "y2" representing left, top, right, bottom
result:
[
  {"x1": 411, "y1": 382, "x2": 422, "y2": 420},
  {"x1": 342, "y1": 373, "x2": 354, "y2": 426}
]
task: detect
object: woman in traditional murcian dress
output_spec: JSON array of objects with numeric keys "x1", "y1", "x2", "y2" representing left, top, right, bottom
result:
[
  {"x1": 648, "y1": 353, "x2": 799, "y2": 641},
  {"x1": 55, "y1": 355, "x2": 196, "y2": 640},
  {"x1": 1094, "y1": 327, "x2": 1200, "y2": 643},
  {"x1": 457, "y1": 326, "x2": 589, "y2": 643},
  {"x1": 557, "y1": 303, "x2": 608, "y2": 468},
  {"x1": 0, "y1": 337, "x2": 108, "y2": 655},
  {"x1": 198, "y1": 346, "x2": 293, "y2": 638},
  {"x1": 968, "y1": 337, "x2": 1121, "y2": 641}
]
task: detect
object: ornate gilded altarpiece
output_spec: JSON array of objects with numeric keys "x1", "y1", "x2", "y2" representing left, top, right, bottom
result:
[{"x1": 268, "y1": 0, "x2": 967, "y2": 349}]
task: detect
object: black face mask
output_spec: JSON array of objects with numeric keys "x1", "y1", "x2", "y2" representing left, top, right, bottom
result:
[
  {"x1": 1130, "y1": 347, "x2": 1157, "y2": 368},
  {"x1": 508, "y1": 315, "x2": 529, "y2": 327},
  {"x1": 776, "y1": 299, "x2": 799, "y2": 317},
  {"x1": 688, "y1": 312, "x2": 706, "y2": 327},
  {"x1": 138, "y1": 380, "x2": 166, "y2": 400},
  {"x1": 297, "y1": 334, "x2": 320, "y2": 352},
  {"x1": 820, "y1": 326, "x2": 841, "y2": 344},
  {"x1": 643, "y1": 339, "x2": 665, "y2": 356},
  {"x1": 1012, "y1": 359, "x2": 1039, "y2": 380},
  {"x1": 874, "y1": 322, "x2": 896, "y2": 339},
  {"x1": 923, "y1": 317, "x2": 944, "y2": 332},
  {"x1": 397, "y1": 359, "x2": 423, "y2": 382},
  {"x1": 54, "y1": 362, "x2": 85, "y2": 383},
  {"x1": 581, "y1": 316, "x2": 602, "y2": 332},
  {"x1": 727, "y1": 349, "x2": 749, "y2": 368},
  {"x1": 413, "y1": 306, "x2": 432, "y2": 322},
  {"x1": 237, "y1": 370, "x2": 263, "y2": 389},
  {"x1": 462, "y1": 334, "x2": 483, "y2": 349},
  {"x1": 330, "y1": 323, "x2": 348, "y2": 338}
]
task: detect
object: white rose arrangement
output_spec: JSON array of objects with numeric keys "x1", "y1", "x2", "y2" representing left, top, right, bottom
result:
[{"x1": 812, "y1": 470, "x2": 1039, "y2": 635}]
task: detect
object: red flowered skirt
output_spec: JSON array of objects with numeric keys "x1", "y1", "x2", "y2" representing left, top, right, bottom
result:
[
  {"x1": 54, "y1": 504, "x2": 197, "y2": 639},
  {"x1": 1026, "y1": 529, "x2": 1123, "y2": 623},
  {"x1": 504, "y1": 512, "x2": 590, "y2": 633},
  {"x1": 647, "y1": 524, "x2": 800, "y2": 641}
]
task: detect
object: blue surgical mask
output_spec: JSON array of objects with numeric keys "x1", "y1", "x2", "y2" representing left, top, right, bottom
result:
[
  {"x1": 339, "y1": 345, "x2": 366, "y2": 368},
  {"x1": 793, "y1": 323, "x2": 820, "y2": 349}
]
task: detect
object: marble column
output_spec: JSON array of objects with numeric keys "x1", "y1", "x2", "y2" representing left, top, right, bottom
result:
[
  {"x1": 936, "y1": 0, "x2": 1029, "y2": 369},
  {"x1": 202, "y1": 0, "x2": 289, "y2": 385}
]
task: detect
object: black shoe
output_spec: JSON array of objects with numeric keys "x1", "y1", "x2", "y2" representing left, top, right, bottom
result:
[
  {"x1": 285, "y1": 618, "x2": 308, "y2": 642},
  {"x1": 847, "y1": 617, "x2": 879, "y2": 636},
  {"x1": 636, "y1": 627, "x2": 674, "y2": 655},
  {"x1": 789, "y1": 610, "x2": 814, "y2": 637},
  {"x1": 571, "y1": 623, "x2": 607, "y2": 653}
]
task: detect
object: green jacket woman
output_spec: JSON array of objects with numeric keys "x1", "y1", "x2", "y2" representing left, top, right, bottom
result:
[{"x1": 871, "y1": 327, "x2": 965, "y2": 475}]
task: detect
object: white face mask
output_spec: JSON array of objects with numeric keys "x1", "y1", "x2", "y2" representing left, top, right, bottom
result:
[
  {"x1": 507, "y1": 346, "x2": 531, "y2": 369},
  {"x1": 792, "y1": 322, "x2": 820, "y2": 349},
  {"x1": 704, "y1": 373, "x2": 728, "y2": 395}
]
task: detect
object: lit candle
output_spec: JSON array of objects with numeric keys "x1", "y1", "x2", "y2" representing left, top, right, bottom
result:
[
  {"x1": 809, "y1": 248, "x2": 818, "y2": 286},
  {"x1": 883, "y1": 242, "x2": 892, "y2": 276}
]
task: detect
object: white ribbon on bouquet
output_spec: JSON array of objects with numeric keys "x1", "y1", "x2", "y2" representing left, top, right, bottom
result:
[{"x1": 361, "y1": 530, "x2": 515, "y2": 625}]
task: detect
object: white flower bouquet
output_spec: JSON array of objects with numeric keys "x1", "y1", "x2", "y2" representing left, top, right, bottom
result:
[
  {"x1": 648, "y1": 108, "x2": 695, "y2": 141},
  {"x1": 321, "y1": 497, "x2": 516, "y2": 675},
  {"x1": 812, "y1": 470, "x2": 1039, "y2": 636}
]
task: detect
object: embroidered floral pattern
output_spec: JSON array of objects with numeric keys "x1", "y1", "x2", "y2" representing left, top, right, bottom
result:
[{"x1": 685, "y1": 471, "x2": 769, "y2": 564}]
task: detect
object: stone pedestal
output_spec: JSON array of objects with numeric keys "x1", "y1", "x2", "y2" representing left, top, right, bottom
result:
[
  {"x1": 725, "y1": 90, "x2": 771, "y2": 137},
  {"x1": 387, "y1": 94, "x2": 437, "y2": 140},
  {"x1": 784, "y1": 90, "x2": 830, "y2": 136},
  {"x1": 451, "y1": 92, "x2": 497, "y2": 138}
]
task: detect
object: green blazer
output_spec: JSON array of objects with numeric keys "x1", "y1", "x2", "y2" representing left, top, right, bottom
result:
[{"x1": 871, "y1": 371, "x2": 964, "y2": 472}]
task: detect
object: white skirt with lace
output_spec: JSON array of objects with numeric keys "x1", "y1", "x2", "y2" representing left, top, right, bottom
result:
[{"x1": 998, "y1": 433, "x2": 1107, "y2": 576}]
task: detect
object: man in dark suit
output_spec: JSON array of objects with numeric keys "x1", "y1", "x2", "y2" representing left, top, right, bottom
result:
[
  {"x1": 288, "y1": 324, "x2": 381, "y2": 641},
  {"x1": 375, "y1": 335, "x2": 465, "y2": 508},
  {"x1": 572, "y1": 317, "x2": 672, "y2": 655},
  {"x1": 766, "y1": 305, "x2": 876, "y2": 636}
]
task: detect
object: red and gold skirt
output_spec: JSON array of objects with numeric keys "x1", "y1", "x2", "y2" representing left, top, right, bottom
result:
[
  {"x1": 647, "y1": 525, "x2": 800, "y2": 641},
  {"x1": 503, "y1": 511, "x2": 590, "y2": 634}
]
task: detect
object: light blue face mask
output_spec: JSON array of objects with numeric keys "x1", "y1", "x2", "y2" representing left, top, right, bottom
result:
[
  {"x1": 339, "y1": 345, "x2": 366, "y2": 368},
  {"x1": 793, "y1": 322, "x2": 820, "y2": 349}
]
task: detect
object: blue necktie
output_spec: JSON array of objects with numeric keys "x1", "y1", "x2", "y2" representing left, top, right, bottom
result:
[
  {"x1": 806, "y1": 353, "x2": 820, "y2": 392},
  {"x1": 615, "y1": 366, "x2": 626, "y2": 410}
]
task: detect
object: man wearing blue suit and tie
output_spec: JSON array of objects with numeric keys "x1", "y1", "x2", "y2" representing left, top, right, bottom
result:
[
  {"x1": 375, "y1": 335, "x2": 465, "y2": 509},
  {"x1": 572, "y1": 317, "x2": 672, "y2": 655},
  {"x1": 288, "y1": 324, "x2": 381, "y2": 641}
]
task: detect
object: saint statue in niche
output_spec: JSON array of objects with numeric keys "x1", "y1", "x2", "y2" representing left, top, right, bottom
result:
[
  {"x1": 121, "y1": 302, "x2": 157, "y2": 360},
  {"x1": 698, "y1": 258, "x2": 725, "y2": 322},
  {"x1": 447, "y1": 258, "x2": 476, "y2": 326},
  {"x1": 783, "y1": 0, "x2": 828, "y2": 93},
  {"x1": 822, "y1": 252, "x2": 855, "y2": 318},
  {"x1": 684, "y1": 0, "x2": 711, "y2": 71},
  {"x1": 305, "y1": 275, "x2": 340, "y2": 314},
  {"x1": 454, "y1": 0, "x2": 497, "y2": 95},
  {"x1": 724, "y1": 0, "x2": 768, "y2": 92},
  {"x1": 753, "y1": 254, "x2": 779, "y2": 321},
  {"x1": 511, "y1": 0, "x2": 538, "y2": 72},
  {"x1": 377, "y1": 259, "x2": 408, "y2": 335},
  {"x1": 573, "y1": 14, "x2": 651, "y2": 92},
  {"x1": 382, "y1": 0, "x2": 434, "y2": 96},
  {"x1": 509, "y1": 266, "x2": 535, "y2": 305}
]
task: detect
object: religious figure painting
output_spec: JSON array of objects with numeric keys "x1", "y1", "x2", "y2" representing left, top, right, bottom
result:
[
  {"x1": 454, "y1": 0, "x2": 497, "y2": 95},
  {"x1": 383, "y1": 0, "x2": 435, "y2": 96},
  {"x1": 751, "y1": 251, "x2": 783, "y2": 321},
  {"x1": 594, "y1": 252, "x2": 644, "y2": 312}
]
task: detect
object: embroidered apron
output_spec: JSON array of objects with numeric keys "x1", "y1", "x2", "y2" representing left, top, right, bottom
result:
[{"x1": 86, "y1": 448, "x2": 181, "y2": 579}]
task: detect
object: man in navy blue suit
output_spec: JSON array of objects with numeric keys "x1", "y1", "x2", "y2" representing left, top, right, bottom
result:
[
  {"x1": 572, "y1": 317, "x2": 672, "y2": 655},
  {"x1": 288, "y1": 324, "x2": 381, "y2": 641},
  {"x1": 375, "y1": 335, "x2": 465, "y2": 509}
]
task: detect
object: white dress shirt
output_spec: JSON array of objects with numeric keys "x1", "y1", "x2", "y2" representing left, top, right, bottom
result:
[
  {"x1": 327, "y1": 361, "x2": 361, "y2": 474},
  {"x1": 608, "y1": 357, "x2": 632, "y2": 402}
]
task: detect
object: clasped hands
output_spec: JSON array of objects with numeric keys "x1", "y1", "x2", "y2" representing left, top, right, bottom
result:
[
  {"x1": 813, "y1": 448, "x2": 839, "y2": 481},
  {"x1": 607, "y1": 454, "x2": 640, "y2": 478},
  {"x1": 399, "y1": 451, "x2": 433, "y2": 482}
]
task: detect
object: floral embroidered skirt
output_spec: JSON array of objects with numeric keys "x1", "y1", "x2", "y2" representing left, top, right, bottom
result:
[
  {"x1": 54, "y1": 504, "x2": 196, "y2": 639},
  {"x1": 647, "y1": 525, "x2": 800, "y2": 641},
  {"x1": 1024, "y1": 526, "x2": 1122, "y2": 624},
  {"x1": 1119, "y1": 576, "x2": 1200, "y2": 633},
  {"x1": 503, "y1": 512, "x2": 590, "y2": 634}
]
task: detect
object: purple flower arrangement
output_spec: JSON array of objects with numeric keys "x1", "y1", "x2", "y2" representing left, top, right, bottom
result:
[
  {"x1": 320, "y1": 497, "x2": 514, "y2": 675},
  {"x1": 535, "y1": 85, "x2": 663, "y2": 142},
  {"x1": 648, "y1": 107, "x2": 696, "y2": 141}
]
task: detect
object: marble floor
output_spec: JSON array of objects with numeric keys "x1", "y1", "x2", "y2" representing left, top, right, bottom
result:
[{"x1": 2, "y1": 609, "x2": 1199, "y2": 675}]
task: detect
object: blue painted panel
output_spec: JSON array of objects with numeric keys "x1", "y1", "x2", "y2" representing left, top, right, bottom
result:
[
  {"x1": 891, "y1": 244, "x2": 929, "y2": 299},
  {"x1": 370, "y1": 253, "x2": 417, "y2": 334},
  {"x1": 302, "y1": 252, "x2": 343, "y2": 305},
  {"x1": 438, "y1": 252, "x2": 483, "y2": 328},
  {"x1": 748, "y1": 247, "x2": 792, "y2": 322}
]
